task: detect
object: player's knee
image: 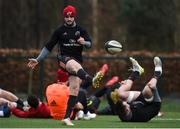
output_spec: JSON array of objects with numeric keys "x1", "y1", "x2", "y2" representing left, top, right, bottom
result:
[
  {"x1": 143, "y1": 85, "x2": 153, "y2": 98},
  {"x1": 66, "y1": 66, "x2": 76, "y2": 74},
  {"x1": 66, "y1": 60, "x2": 82, "y2": 73}
]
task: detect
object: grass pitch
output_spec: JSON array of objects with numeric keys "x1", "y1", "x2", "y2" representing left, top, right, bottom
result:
[{"x1": 0, "y1": 100, "x2": 180, "y2": 128}]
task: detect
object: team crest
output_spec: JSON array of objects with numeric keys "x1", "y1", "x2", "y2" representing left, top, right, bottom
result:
[
  {"x1": 67, "y1": 11, "x2": 72, "y2": 16},
  {"x1": 75, "y1": 31, "x2": 80, "y2": 36}
]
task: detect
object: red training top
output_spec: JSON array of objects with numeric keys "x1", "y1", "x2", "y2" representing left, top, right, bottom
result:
[{"x1": 11, "y1": 102, "x2": 51, "y2": 118}]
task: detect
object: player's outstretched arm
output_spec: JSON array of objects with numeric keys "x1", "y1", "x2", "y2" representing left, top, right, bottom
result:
[{"x1": 27, "y1": 47, "x2": 50, "y2": 69}]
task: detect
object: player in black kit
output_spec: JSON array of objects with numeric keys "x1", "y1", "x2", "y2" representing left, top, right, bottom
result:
[
  {"x1": 28, "y1": 5, "x2": 102, "y2": 126},
  {"x1": 111, "y1": 56, "x2": 162, "y2": 122}
]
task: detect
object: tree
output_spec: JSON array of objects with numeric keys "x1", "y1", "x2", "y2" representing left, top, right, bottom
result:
[{"x1": 118, "y1": 0, "x2": 176, "y2": 52}]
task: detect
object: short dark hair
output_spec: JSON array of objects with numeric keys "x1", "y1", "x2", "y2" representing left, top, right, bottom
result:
[
  {"x1": 115, "y1": 101, "x2": 132, "y2": 121},
  {"x1": 27, "y1": 95, "x2": 39, "y2": 109},
  {"x1": 115, "y1": 101, "x2": 126, "y2": 116}
]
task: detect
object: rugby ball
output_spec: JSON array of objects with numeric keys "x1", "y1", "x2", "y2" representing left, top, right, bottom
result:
[{"x1": 105, "y1": 40, "x2": 122, "y2": 55}]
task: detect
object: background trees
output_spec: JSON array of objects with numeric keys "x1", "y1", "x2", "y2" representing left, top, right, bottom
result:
[
  {"x1": 0, "y1": 0, "x2": 179, "y2": 52},
  {"x1": 118, "y1": 0, "x2": 176, "y2": 51}
]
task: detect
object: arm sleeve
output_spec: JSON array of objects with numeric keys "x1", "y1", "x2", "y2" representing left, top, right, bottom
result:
[
  {"x1": 83, "y1": 41, "x2": 92, "y2": 49},
  {"x1": 36, "y1": 47, "x2": 50, "y2": 62},
  {"x1": 11, "y1": 108, "x2": 31, "y2": 118}
]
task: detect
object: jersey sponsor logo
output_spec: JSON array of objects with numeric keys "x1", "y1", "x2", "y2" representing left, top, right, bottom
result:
[
  {"x1": 50, "y1": 100, "x2": 58, "y2": 106},
  {"x1": 63, "y1": 43, "x2": 81, "y2": 47},
  {"x1": 62, "y1": 39, "x2": 81, "y2": 47}
]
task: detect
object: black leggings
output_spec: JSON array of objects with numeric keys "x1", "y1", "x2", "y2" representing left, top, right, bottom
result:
[{"x1": 77, "y1": 89, "x2": 88, "y2": 114}]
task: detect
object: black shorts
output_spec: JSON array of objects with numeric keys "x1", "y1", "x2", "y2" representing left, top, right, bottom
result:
[
  {"x1": 57, "y1": 55, "x2": 82, "y2": 64},
  {"x1": 129, "y1": 94, "x2": 161, "y2": 122},
  {"x1": 57, "y1": 55, "x2": 82, "y2": 75}
]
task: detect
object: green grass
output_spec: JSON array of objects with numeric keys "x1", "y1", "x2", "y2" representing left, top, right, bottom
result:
[{"x1": 0, "y1": 100, "x2": 180, "y2": 128}]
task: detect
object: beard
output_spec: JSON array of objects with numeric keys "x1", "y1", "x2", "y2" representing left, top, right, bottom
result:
[{"x1": 65, "y1": 20, "x2": 75, "y2": 27}]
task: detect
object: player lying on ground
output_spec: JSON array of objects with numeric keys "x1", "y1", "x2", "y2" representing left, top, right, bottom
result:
[
  {"x1": 0, "y1": 88, "x2": 24, "y2": 117},
  {"x1": 111, "y1": 57, "x2": 162, "y2": 122},
  {"x1": 11, "y1": 69, "x2": 96, "y2": 119},
  {"x1": 87, "y1": 63, "x2": 164, "y2": 117},
  {"x1": 11, "y1": 95, "x2": 51, "y2": 118}
]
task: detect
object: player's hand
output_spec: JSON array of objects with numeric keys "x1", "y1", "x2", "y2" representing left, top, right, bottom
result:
[
  {"x1": 77, "y1": 37, "x2": 85, "y2": 45},
  {"x1": 28, "y1": 58, "x2": 39, "y2": 69}
]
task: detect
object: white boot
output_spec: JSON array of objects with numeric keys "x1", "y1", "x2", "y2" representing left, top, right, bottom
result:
[
  {"x1": 77, "y1": 110, "x2": 84, "y2": 120},
  {"x1": 83, "y1": 111, "x2": 96, "y2": 120},
  {"x1": 61, "y1": 118, "x2": 74, "y2": 126}
]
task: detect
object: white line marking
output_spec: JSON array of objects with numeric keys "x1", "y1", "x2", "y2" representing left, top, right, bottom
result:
[{"x1": 154, "y1": 118, "x2": 180, "y2": 121}]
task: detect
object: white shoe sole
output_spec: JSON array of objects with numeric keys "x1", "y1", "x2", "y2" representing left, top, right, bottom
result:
[
  {"x1": 129, "y1": 57, "x2": 144, "y2": 75},
  {"x1": 61, "y1": 119, "x2": 74, "y2": 126},
  {"x1": 154, "y1": 56, "x2": 162, "y2": 74},
  {"x1": 154, "y1": 56, "x2": 162, "y2": 67}
]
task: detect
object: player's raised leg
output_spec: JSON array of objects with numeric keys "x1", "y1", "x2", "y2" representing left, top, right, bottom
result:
[
  {"x1": 142, "y1": 56, "x2": 162, "y2": 102},
  {"x1": 92, "y1": 64, "x2": 108, "y2": 88},
  {"x1": 111, "y1": 57, "x2": 144, "y2": 104}
]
